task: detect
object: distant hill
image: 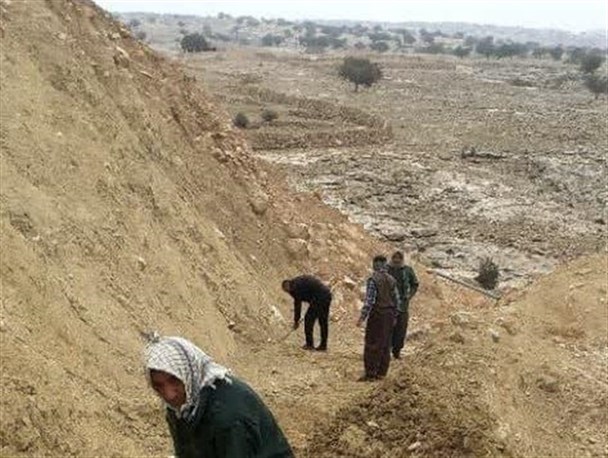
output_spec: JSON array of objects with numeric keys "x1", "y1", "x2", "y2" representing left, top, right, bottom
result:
[
  {"x1": 321, "y1": 19, "x2": 605, "y2": 49},
  {"x1": 116, "y1": 12, "x2": 605, "y2": 54}
]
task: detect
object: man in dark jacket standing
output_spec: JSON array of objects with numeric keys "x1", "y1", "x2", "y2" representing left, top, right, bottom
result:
[
  {"x1": 282, "y1": 275, "x2": 332, "y2": 351},
  {"x1": 387, "y1": 251, "x2": 419, "y2": 359},
  {"x1": 357, "y1": 256, "x2": 400, "y2": 381}
]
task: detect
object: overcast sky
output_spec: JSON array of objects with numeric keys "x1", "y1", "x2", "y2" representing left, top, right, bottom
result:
[{"x1": 94, "y1": 0, "x2": 607, "y2": 33}]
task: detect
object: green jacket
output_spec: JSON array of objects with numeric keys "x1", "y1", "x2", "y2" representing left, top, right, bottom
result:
[
  {"x1": 166, "y1": 377, "x2": 294, "y2": 458},
  {"x1": 387, "y1": 264, "x2": 419, "y2": 313}
]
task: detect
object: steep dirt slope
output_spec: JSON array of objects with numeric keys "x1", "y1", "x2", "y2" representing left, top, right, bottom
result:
[
  {"x1": 0, "y1": 1, "x2": 384, "y2": 455},
  {"x1": 305, "y1": 254, "x2": 607, "y2": 457}
]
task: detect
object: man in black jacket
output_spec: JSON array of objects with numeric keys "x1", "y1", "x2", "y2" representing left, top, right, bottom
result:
[{"x1": 282, "y1": 275, "x2": 332, "y2": 351}]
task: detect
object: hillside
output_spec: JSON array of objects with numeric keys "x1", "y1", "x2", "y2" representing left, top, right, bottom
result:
[{"x1": 0, "y1": 0, "x2": 385, "y2": 455}]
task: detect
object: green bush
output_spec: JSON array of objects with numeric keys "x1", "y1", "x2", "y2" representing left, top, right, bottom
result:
[
  {"x1": 338, "y1": 57, "x2": 382, "y2": 92},
  {"x1": 261, "y1": 34, "x2": 284, "y2": 47},
  {"x1": 476, "y1": 257, "x2": 499, "y2": 290},
  {"x1": 453, "y1": 46, "x2": 472, "y2": 58},
  {"x1": 233, "y1": 112, "x2": 250, "y2": 129},
  {"x1": 261, "y1": 109, "x2": 279, "y2": 123},
  {"x1": 370, "y1": 41, "x2": 390, "y2": 53},
  {"x1": 583, "y1": 73, "x2": 607, "y2": 99},
  {"x1": 180, "y1": 33, "x2": 212, "y2": 53},
  {"x1": 580, "y1": 53, "x2": 605, "y2": 74}
]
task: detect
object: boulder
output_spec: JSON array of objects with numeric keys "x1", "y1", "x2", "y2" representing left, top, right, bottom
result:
[
  {"x1": 113, "y1": 46, "x2": 130, "y2": 68},
  {"x1": 286, "y1": 222, "x2": 310, "y2": 240},
  {"x1": 411, "y1": 227, "x2": 438, "y2": 238},
  {"x1": 450, "y1": 311, "x2": 477, "y2": 329},
  {"x1": 536, "y1": 375, "x2": 559, "y2": 393},
  {"x1": 249, "y1": 192, "x2": 269, "y2": 216},
  {"x1": 285, "y1": 239, "x2": 309, "y2": 260}
]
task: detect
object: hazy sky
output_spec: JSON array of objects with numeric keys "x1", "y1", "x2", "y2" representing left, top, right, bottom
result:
[{"x1": 94, "y1": 1, "x2": 607, "y2": 32}]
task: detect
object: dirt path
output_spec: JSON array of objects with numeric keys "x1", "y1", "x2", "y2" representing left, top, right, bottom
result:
[{"x1": 232, "y1": 320, "x2": 377, "y2": 453}]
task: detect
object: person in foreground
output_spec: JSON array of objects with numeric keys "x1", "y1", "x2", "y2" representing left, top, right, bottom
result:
[
  {"x1": 356, "y1": 255, "x2": 400, "y2": 381},
  {"x1": 144, "y1": 334, "x2": 294, "y2": 458}
]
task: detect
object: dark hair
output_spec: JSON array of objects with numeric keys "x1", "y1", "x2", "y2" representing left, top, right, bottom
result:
[
  {"x1": 281, "y1": 279, "x2": 291, "y2": 290},
  {"x1": 373, "y1": 255, "x2": 387, "y2": 264},
  {"x1": 391, "y1": 251, "x2": 404, "y2": 259}
]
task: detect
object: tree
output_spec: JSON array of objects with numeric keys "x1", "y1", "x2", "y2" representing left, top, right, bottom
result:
[
  {"x1": 351, "y1": 23, "x2": 368, "y2": 37},
  {"x1": 180, "y1": 33, "x2": 212, "y2": 53},
  {"x1": 548, "y1": 45, "x2": 564, "y2": 61},
  {"x1": 583, "y1": 73, "x2": 607, "y2": 99},
  {"x1": 261, "y1": 34, "x2": 284, "y2": 47},
  {"x1": 370, "y1": 41, "x2": 390, "y2": 53},
  {"x1": 368, "y1": 32, "x2": 392, "y2": 42},
  {"x1": 419, "y1": 28, "x2": 434, "y2": 44},
  {"x1": 329, "y1": 37, "x2": 347, "y2": 49},
  {"x1": 494, "y1": 42, "x2": 528, "y2": 59},
  {"x1": 233, "y1": 113, "x2": 249, "y2": 128},
  {"x1": 580, "y1": 53, "x2": 605, "y2": 74},
  {"x1": 261, "y1": 109, "x2": 279, "y2": 123},
  {"x1": 135, "y1": 31, "x2": 147, "y2": 41},
  {"x1": 532, "y1": 47, "x2": 547, "y2": 59},
  {"x1": 464, "y1": 35, "x2": 477, "y2": 47},
  {"x1": 300, "y1": 35, "x2": 330, "y2": 52},
  {"x1": 338, "y1": 57, "x2": 382, "y2": 92},
  {"x1": 401, "y1": 30, "x2": 416, "y2": 45},
  {"x1": 476, "y1": 36, "x2": 495, "y2": 58},
  {"x1": 417, "y1": 43, "x2": 445, "y2": 54},
  {"x1": 453, "y1": 46, "x2": 472, "y2": 58},
  {"x1": 128, "y1": 18, "x2": 141, "y2": 28},
  {"x1": 476, "y1": 257, "x2": 499, "y2": 290},
  {"x1": 567, "y1": 47, "x2": 587, "y2": 64}
]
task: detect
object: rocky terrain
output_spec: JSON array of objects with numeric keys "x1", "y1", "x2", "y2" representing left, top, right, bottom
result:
[{"x1": 175, "y1": 49, "x2": 606, "y2": 290}]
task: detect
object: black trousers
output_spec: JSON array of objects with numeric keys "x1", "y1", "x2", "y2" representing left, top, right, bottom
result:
[
  {"x1": 391, "y1": 307, "x2": 410, "y2": 355},
  {"x1": 304, "y1": 297, "x2": 331, "y2": 349}
]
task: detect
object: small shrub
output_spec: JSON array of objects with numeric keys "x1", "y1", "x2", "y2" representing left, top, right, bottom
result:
[
  {"x1": 548, "y1": 46, "x2": 564, "y2": 61},
  {"x1": 261, "y1": 109, "x2": 279, "y2": 123},
  {"x1": 370, "y1": 41, "x2": 390, "y2": 53},
  {"x1": 453, "y1": 46, "x2": 472, "y2": 58},
  {"x1": 180, "y1": 33, "x2": 212, "y2": 53},
  {"x1": 580, "y1": 53, "x2": 605, "y2": 74},
  {"x1": 262, "y1": 33, "x2": 284, "y2": 47},
  {"x1": 233, "y1": 112, "x2": 250, "y2": 129},
  {"x1": 338, "y1": 57, "x2": 382, "y2": 92},
  {"x1": 475, "y1": 257, "x2": 499, "y2": 290},
  {"x1": 583, "y1": 72, "x2": 607, "y2": 99}
]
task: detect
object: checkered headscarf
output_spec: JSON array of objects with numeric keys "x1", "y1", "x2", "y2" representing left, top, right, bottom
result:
[{"x1": 144, "y1": 334, "x2": 232, "y2": 422}]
